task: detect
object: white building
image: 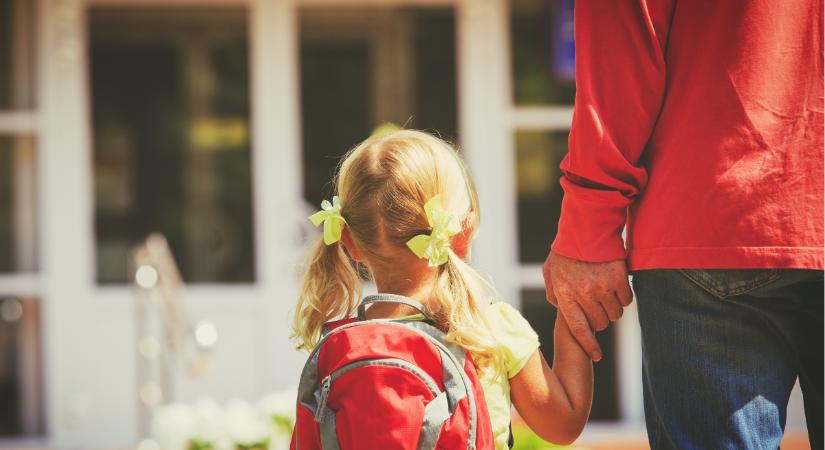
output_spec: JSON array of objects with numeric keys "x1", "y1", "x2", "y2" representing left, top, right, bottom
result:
[{"x1": 0, "y1": 0, "x2": 807, "y2": 447}]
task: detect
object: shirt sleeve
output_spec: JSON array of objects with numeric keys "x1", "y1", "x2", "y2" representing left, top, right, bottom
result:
[
  {"x1": 551, "y1": 0, "x2": 675, "y2": 262},
  {"x1": 485, "y1": 302, "x2": 540, "y2": 379}
]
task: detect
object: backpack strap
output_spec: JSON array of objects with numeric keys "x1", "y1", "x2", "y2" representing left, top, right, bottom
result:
[
  {"x1": 319, "y1": 411, "x2": 340, "y2": 450},
  {"x1": 417, "y1": 392, "x2": 451, "y2": 450},
  {"x1": 356, "y1": 293, "x2": 436, "y2": 323}
]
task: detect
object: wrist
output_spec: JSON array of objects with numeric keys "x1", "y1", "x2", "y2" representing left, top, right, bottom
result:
[{"x1": 552, "y1": 177, "x2": 629, "y2": 262}]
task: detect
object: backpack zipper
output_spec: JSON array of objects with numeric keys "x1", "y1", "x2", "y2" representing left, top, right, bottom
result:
[
  {"x1": 314, "y1": 357, "x2": 441, "y2": 423},
  {"x1": 314, "y1": 375, "x2": 332, "y2": 422}
]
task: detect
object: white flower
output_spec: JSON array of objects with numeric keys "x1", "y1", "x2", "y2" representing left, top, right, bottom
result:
[
  {"x1": 268, "y1": 437, "x2": 291, "y2": 450},
  {"x1": 191, "y1": 397, "x2": 233, "y2": 450},
  {"x1": 225, "y1": 399, "x2": 270, "y2": 445},
  {"x1": 151, "y1": 403, "x2": 196, "y2": 450},
  {"x1": 257, "y1": 388, "x2": 297, "y2": 422},
  {"x1": 259, "y1": 388, "x2": 297, "y2": 446}
]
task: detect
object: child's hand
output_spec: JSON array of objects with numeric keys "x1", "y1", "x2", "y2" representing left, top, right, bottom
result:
[{"x1": 509, "y1": 315, "x2": 594, "y2": 445}]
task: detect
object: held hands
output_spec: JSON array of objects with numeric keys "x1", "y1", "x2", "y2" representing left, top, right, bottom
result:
[{"x1": 542, "y1": 251, "x2": 633, "y2": 361}]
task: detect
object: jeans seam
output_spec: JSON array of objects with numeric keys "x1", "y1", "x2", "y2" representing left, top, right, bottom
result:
[
  {"x1": 677, "y1": 269, "x2": 783, "y2": 299},
  {"x1": 728, "y1": 269, "x2": 782, "y2": 296},
  {"x1": 678, "y1": 269, "x2": 725, "y2": 298}
]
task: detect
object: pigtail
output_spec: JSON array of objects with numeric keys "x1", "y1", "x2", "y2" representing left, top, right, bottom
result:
[
  {"x1": 430, "y1": 250, "x2": 505, "y2": 374},
  {"x1": 292, "y1": 237, "x2": 361, "y2": 351}
]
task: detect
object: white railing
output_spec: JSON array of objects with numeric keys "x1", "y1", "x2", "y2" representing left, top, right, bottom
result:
[{"x1": 132, "y1": 234, "x2": 218, "y2": 437}]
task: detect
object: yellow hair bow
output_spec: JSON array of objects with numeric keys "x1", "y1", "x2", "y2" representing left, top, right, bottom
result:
[
  {"x1": 309, "y1": 196, "x2": 347, "y2": 245},
  {"x1": 406, "y1": 195, "x2": 461, "y2": 267}
]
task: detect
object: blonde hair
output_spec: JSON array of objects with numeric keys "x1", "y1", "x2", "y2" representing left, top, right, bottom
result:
[{"x1": 292, "y1": 130, "x2": 503, "y2": 369}]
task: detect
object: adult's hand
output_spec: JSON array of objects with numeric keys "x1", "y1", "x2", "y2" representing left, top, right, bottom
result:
[{"x1": 542, "y1": 251, "x2": 633, "y2": 361}]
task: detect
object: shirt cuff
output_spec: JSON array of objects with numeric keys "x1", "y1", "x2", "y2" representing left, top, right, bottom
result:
[{"x1": 551, "y1": 176, "x2": 629, "y2": 262}]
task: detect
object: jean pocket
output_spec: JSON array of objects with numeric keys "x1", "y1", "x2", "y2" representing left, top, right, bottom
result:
[{"x1": 678, "y1": 269, "x2": 782, "y2": 299}]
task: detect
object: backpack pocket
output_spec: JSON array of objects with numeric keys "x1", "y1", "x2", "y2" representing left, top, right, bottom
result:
[
  {"x1": 317, "y1": 358, "x2": 449, "y2": 450},
  {"x1": 316, "y1": 357, "x2": 442, "y2": 421}
]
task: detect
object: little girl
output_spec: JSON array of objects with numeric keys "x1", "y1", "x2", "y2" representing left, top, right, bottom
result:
[{"x1": 293, "y1": 130, "x2": 593, "y2": 448}]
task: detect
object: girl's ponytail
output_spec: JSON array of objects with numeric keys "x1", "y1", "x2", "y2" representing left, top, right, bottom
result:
[
  {"x1": 430, "y1": 249, "x2": 505, "y2": 373},
  {"x1": 292, "y1": 237, "x2": 361, "y2": 351}
]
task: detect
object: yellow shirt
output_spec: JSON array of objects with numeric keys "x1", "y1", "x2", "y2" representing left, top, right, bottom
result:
[
  {"x1": 478, "y1": 302, "x2": 540, "y2": 450},
  {"x1": 397, "y1": 302, "x2": 539, "y2": 449}
]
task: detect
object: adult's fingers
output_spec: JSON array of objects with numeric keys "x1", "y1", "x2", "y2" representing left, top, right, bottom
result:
[
  {"x1": 617, "y1": 277, "x2": 634, "y2": 306},
  {"x1": 578, "y1": 294, "x2": 610, "y2": 331},
  {"x1": 541, "y1": 259, "x2": 558, "y2": 307},
  {"x1": 601, "y1": 293, "x2": 624, "y2": 322},
  {"x1": 545, "y1": 277, "x2": 558, "y2": 307},
  {"x1": 559, "y1": 300, "x2": 602, "y2": 361}
]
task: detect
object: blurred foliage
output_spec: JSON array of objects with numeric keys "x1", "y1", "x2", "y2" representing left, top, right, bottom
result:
[
  {"x1": 512, "y1": 423, "x2": 566, "y2": 449},
  {"x1": 371, "y1": 122, "x2": 402, "y2": 138}
]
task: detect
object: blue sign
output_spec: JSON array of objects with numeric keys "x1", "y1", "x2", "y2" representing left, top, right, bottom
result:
[{"x1": 551, "y1": 0, "x2": 576, "y2": 81}]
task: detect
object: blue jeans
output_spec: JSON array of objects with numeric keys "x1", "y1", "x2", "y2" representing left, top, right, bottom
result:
[{"x1": 632, "y1": 269, "x2": 823, "y2": 449}]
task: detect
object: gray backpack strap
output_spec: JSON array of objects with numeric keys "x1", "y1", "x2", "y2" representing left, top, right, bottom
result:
[
  {"x1": 357, "y1": 293, "x2": 435, "y2": 322},
  {"x1": 319, "y1": 410, "x2": 340, "y2": 450},
  {"x1": 416, "y1": 392, "x2": 451, "y2": 450}
]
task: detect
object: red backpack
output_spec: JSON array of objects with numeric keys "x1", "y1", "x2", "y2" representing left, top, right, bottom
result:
[{"x1": 290, "y1": 294, "x2": 496, "y2": 450}]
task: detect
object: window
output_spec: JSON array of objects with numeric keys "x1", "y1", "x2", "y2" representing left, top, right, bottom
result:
[
  {"x1": 0, "y1": 0, "x2": 36, "y2": 110},
  {"x1": 0, "y1": 297, "x2": 44, "y2": 436},
  {"x1": 89, "y1": 7, "x2": 255, "y2": 284},
  {"x1": 515, "y1": 130, "x2": 567, "y2": 263},
  {"x1": 300, "y1": 7, "x2": 457, "y2": 207},
  {"x1": 0, "y1": 136, "x2": 37, "y2": 274},
  {"x1": 0, "y1": 0, "x2": 13, "y2": 110},
  {"x1": 511, "y1": 0, "x2": 575, "y2": 105},
  {"x1": 0, "y1": 140, "x2": 14, "y2": 272},
  {"x1": 0, "y1": 0, "x2": 43, "y2": 437}
]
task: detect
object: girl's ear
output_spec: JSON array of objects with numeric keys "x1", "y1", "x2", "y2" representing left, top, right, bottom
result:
[
  {"x1": 451, "y1": 225, "x2": 475, "y2": 259},
  {"x1": 340, "y1": 227, "x2": 363, "y2": 261}
]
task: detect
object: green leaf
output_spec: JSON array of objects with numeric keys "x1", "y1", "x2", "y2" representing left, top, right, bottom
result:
[
  {"x1": 237, "y1": 438, "x2": 270, "y2": 450},
  {"x1": 188, "y1": 439, "x2": 214, "y2": 450},
  {"x1": 272, "y1": 414, "x2": 294, "y2": 435}
]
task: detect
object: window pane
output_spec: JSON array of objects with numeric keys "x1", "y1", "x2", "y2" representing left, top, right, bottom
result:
[
  {"x1": 521, "y1": 289, "x2": 619, "y2": 421},
  {"x1": 300, "y1": 7, "x2": 457, "y2": 207},
  {"x1": 0, "y1": 297, "x2": 45, "y2": 436},
  {"x1": 515, "y1": 130, "x2": 567, "y2": 263},
  {"x1": 0, "y1": 0, "x2": 36, "y2": 110},
  {"x1": 511, "y1": 0, "x2": 575, "y2": 105},
  {"x1": 0, "y1": 136, "x2": 37, "y2": 273},
  {"x1": 0, "y1": 0, "x2": 11, "y2": 109},
  {"x1": 90, "y1": 8, "x2": 255, "y2": 284},
  {"x1": 0, "y1": 141, "x2": 11, "y2": 272}
]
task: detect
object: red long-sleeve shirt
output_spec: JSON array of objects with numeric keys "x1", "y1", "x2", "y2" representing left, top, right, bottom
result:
[{"x1": 552, "y1": 0, "x2": 824, "y2": 270}]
